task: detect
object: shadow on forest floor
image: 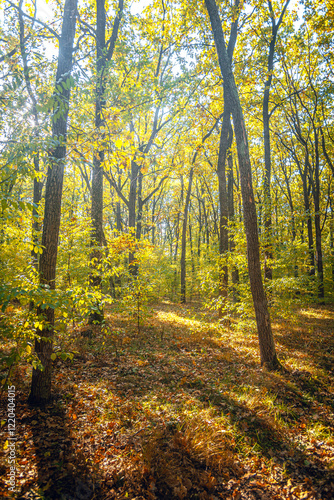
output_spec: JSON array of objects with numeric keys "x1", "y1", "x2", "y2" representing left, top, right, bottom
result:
[{"x1": 1, "y1": 302, "x2": 334, "y2": 499}]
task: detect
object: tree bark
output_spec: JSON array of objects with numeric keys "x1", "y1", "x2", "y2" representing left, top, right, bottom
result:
[
  {"x1": 262, "y1": 0, "x2": 290, "y2": 282},
  {"x1": 29, "y1": 0, "x2": 77, "y2": 405},
  {"x1": 205, "y1": 0, "x2": 279, "y2": 369},
  {"x1": 228, "y1": 150, "x2": 239, "y2": 298},
  {"x1": 18, "y1": 2, "x2": 43, "y2": 270},
  {"x1": 90, "y1": 0, "x2": 123, "y2": 323},
  {"x1": 180, "y1": 168, "x2": 194, "y2": 303},
  {"x1": 216, "y1": 0, "x2": 239, "y2": 315},
  {"x1": 312, "y1": 127, "x2": 324, "y2": 298},
  {"x1": 217, "y1": 104, "x2": 231, "y2": 316}
]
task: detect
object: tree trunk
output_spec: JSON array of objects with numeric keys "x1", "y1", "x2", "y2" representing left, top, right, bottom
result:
[
  {"x1": 28, "y1": 0, "x2": 77, "y2": 405},
  {"x1": 330, "y1": 197, "x2": 334, "y2": 286},
  {"x1": 136, "y1": 168, "x2": 143, "y2": 240},
  {"x1": 196, "y1": 182, "x2": 202, "y2": 257},
  {"x1": 205, "y1": 0, "x2": 279, "y2": 369},
  {"x1": 90, "y1": 0, "x2": 123, "y2": 323},
  {"x1": 128, "y1": 160, "x2": 140, "y2": 274},
  {"x1": 217, "y1": 104, "x2": 231, "y2": 317},
  {"x1": 228, "y1": 150, "x2": 239, "y2": 298},
  {"x1": 180, "y1": 167, "x2": 194, "y2": 303},
  {"x1": 18, "y1": 2, "x2": 43, "y2": 270},
  {"x1": 262, "y1": 0, "x2": 290, "y2": 282},
  {"x1": 301, "y1": 159, "x2": 315, "y2": 277},
  {"x1": 312, "y1": 128, "x2": 324, "y2": 298}
]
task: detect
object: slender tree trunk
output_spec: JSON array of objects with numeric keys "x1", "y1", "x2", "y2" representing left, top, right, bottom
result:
[
  {"x1": 189, "y1": 216, "x2": 195, "y2": 300},
  {"x1": 28, "y1": 0, "x2": 77, "y2": 405},
  {"x1": 90, "y1": 0, "x2": 123, "y2": 322},
  {"x1": 18, "y1": 2, "x2": 43, "y2": 270},
  {"x1": 136, "y1": 169, "x2": 143, "y2": 240},
  {"x1": 151, "y1": 196, "x2": 156, "y2": 245},
  {"x1": 312, "y1": 129, "x2": 324, "y2": 298},
  {"x1": 201, "y1": 190, "x2": 210, "y2": 247},
  {"x1": 196, "y1": 182, "x2": 202, "y2": 257},
  {"x1": 205, "y1": 0, "x2": 279, "y2": 369},
  {"x1": 128, "y1": 160, "x2": 139, "y2": 274},
  {"x1": 330, "y1": 197, "x2": 334, "y2": 286},
  {"x1": 180, "y1": 168, "x2": 194, "y2": 303},
  {"x1": 217, "y1": 104, "x2": 231, "y2": 317},
  {"x1": 228, "y1": 152, "x2": 239, "y2": 298},
  {"x1": 301, "y1": 160, "x2": 315, "y2": 277},
  {"x1": 262, "y1": 0, "x2": 290, "y2": 282},
  {"x1": 90, "y1": 0, "x2": 106, "y2": 324}
]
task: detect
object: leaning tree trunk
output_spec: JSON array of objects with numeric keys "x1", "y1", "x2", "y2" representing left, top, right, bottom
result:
[
  {"x1": 216, "y1": 0, "x2": 239, "y2": 316},
  {"x1": 205, "y1": 0, "x2": 279, "y2": 369},
  {"x1": 28, "y1": 0, "x2": 77, "y2": 405}
]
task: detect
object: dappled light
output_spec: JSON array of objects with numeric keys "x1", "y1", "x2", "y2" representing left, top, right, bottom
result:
[
  {"x1": 1, "y1": 303, "x2": 334, "y2": 498},
  {"x1": 1, "y1": 0, "x2": 334, "y2": 498}
]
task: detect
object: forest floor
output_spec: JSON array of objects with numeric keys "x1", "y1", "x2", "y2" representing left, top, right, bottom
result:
[{"x1": 1, "y1": 301, "x2": 334, "y2": 500}]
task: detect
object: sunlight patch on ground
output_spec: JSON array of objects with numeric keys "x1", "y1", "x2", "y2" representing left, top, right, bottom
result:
[
  {"x1": 156, "y1": 310, "x2": 208, "y2": 331},
  {"x1": 299, "y1": 308, "x2": 334, "y2": 320}
]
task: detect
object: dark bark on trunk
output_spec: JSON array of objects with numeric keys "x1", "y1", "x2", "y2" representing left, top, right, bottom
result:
[
  {"x1": 195, "y1": 182, "x2": 202, "y2": 258},
  {"x1": 217, "y1": 104, "x2": 231, "y2": 316},
  {"x1": 215, "y1": 0, "x2": 239, "y2": 315},
  {"x1": 90, "y1": 0, "x2": 123, "y2": 323},
  {"x1": 18, "y1": 2, "x2": 43, "y2": 270},
  {"x1": 330, "y1": 197, "x2": 334, "y2": 286},
  {"x1": 180, "y1": 168, "x2": 194, "y2": 303},
  {"x1": 321, "y1": 127, "x2": 334, "y2": 177},
  {"x1": 128, "y1": 160, "x2": 140, "y2": 273},
  {"x1": 189, "y1": 217, "x2": 195, "y2": 300},
  {"x1": 205, "y1": 0, "x2": 279, "y2": 369},
  {"x1": 301, "y1": 158, "x2": 315, "y2": 277},
  {"x1": 262, "y1": 0, "x2": 290, "y2": 281},
  {"x1": 116, "y1": 174, "x2": 122, "y2": 231},
  {"x1": 136, "y1": 169, "x2": 143, "y2": 240},
  {"x1": 228, "y1": 152, "x2": 239, "y2": 297},
  {"x1": 152, "y1": 197, "x2": 156, "y2": 245},
  {"x1": 29, "y1": 0, "x2": 77, "y2": 405},
  {"x1": 280, "y1": 138, "x2": 315, "y2": 276},
  {"x1": 280, "y1": 160, "x2": 298, "y2": 277},
  {"x1": 312, "y1": 128, "x2": 324, "y2": 298},
  {"x1": 202, "y1": 197, "x2": 210, "y2": 247},
  {"x1": 202, "y1": 177, "x2": 219, "y2": 236}
]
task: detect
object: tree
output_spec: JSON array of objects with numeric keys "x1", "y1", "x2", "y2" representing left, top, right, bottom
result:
[
  {"x1": 262, "y1": 0, "x2": 290, "y2": 282},
  {"x1": 28, "y1": 0, "x2": 78, "y2": 405},
  {"x1": 89, "y1": 0, "x2": 123, "y2": 324},
  {"x1": 204, "y1": 0, "x2": 279, "y2": 369}
]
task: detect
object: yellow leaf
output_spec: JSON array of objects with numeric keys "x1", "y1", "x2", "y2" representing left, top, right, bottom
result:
[{"x1": 3, "y1": 440, "x2": 8, "y2": 450}]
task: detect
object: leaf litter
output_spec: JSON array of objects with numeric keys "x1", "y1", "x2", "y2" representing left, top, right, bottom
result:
[{"x1": 0, "y1": 302, "x2": 334, "y2": 499}]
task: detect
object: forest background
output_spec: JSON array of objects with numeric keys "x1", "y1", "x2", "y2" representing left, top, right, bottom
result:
[
  {"x1": 1, "y1": 0, "x2": 334, "y2": 498},
  {"x1": 1, "y1": 0, "x2": 334, "y2": 395}
]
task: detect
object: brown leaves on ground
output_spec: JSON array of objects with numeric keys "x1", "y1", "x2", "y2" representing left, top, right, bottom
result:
[{"x1": 1, "y1": 302, "x2": 334, "y2": 499}]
